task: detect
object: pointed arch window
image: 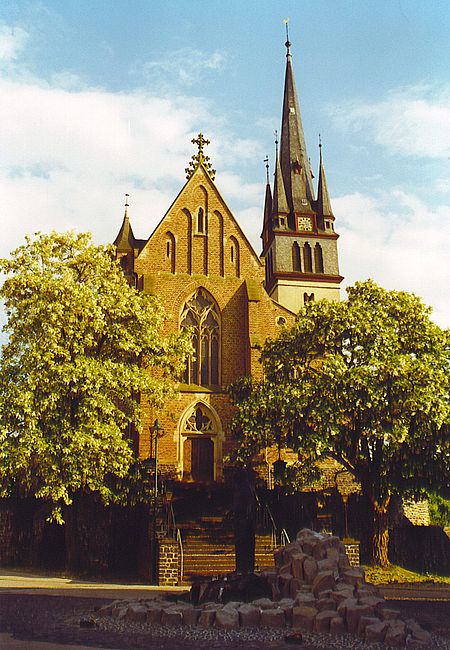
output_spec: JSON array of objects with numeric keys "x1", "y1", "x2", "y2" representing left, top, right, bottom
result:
[
  {"x1": 303, "y1": 243, "x2": 312, "y2": 273},
  {"x1": 230, "y1": 236, "x2": 240, "y2": 277},
  {"x1": 197, "y1": 208, "x2": 205, "y2": 233},
  {"x1": 166, "y1": 231, "x2": 176, "y2": 273},
  {"x1": 314, "y1": 243, "x2": 324, "y2": 273},
  {"x1": 292, "y1": 242, "x2": 301, "y2": 272},
  {"x1": 180, "y1": 289, "x2": 220, "y2": 386}
]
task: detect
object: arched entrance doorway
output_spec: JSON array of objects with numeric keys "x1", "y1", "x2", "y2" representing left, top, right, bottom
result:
[{"x1": 179, "y1": 402, "x2": 222, "y2": 482}]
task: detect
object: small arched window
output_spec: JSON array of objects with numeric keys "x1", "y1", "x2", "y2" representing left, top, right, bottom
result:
[
  {"x1": 230, "y1": 236, "x2": 240, "y2": 277},
  {"x1": 166, "y1": 232, "x2": 176, "y2": 273},
  {"x1": 304, "y1": 292, "x2": 315, "y2": 303},
  {"x1": 292, "y1": 242, "x2": 301, "y2": 272},
  {"x1": 314, "y1": 243, "x2": 324, "y2": 273},
  {"x1": 197, "y1": 208, "x2": 204, "y2": 233},
  {"x1": 180, "y1": 289, "x2": 220, "y2": 386},
  {"x1": 303, "y1": 243, "x2": 312, "y2": 273}
]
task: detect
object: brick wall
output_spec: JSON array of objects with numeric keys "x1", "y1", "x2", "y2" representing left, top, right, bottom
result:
[
  {"x1": 129, "y1": 164, "x2": 296, "y2": 478},
  {"x1": 344, "y1": 541, "x2": 360, "y2": 567},
  {"x1": 158, "y1": 537, "x2": 180, "y2": 586}
]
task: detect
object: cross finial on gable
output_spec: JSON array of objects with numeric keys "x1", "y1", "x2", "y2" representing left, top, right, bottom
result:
[{"x1": 185, "y1": 132, "x2": 216, "y2": 181}]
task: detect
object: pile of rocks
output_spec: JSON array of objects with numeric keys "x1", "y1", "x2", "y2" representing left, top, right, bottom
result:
[{"x1": 95, "y1": 529, "x2": 432, "y2": 647}]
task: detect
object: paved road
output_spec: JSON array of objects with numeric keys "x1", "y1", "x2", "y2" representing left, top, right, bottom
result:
[
  {"x1": 0, "y1": 568, "x2": 449, "y2": 649},
  {"x1": 0, "y1": 567, "x2": 187, "y2": 599},
  {"x1": 0, "y1": 634, "x2": 115, "y2": 650}
]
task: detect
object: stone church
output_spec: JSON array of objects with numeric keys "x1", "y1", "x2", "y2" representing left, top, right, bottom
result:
[{"x1": 113, "y1": 37, "x2": 343, "y2": 487}]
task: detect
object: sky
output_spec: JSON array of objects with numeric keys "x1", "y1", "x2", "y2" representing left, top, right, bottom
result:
[{"x1": 0, "y1": 0, "x2": 449, "y2": 329}]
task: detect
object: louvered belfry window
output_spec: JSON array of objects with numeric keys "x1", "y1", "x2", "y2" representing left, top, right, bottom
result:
[{"x1": 181, "y1": 289, "x2": 220, "y2": 386}]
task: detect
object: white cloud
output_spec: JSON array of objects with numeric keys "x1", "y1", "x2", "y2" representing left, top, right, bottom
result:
[
  {"x1": 329, "y1": 84, "x2": 450, "y2": 159},
  {"x1": 335, "y1": 190, "x2": 450, "y2": 328},
  {"x1": 0, "y1": 24, "x2": 29, "y2": 62},
  {"x1": 134, "y1": 48, "x2": 226, "y2": 87},
  {"x1": 0, "y1": 71, "x2": 262, "y2": 263}
]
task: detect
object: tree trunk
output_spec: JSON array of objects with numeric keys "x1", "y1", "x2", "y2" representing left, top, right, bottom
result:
[{"x1": 371, "y1": 501, "x2": 390, "y2": 566}]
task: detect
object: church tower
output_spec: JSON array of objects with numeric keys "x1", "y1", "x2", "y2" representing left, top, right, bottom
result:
[{"x1": 262, "y1": 35, "x2": 343, "y2": 312}]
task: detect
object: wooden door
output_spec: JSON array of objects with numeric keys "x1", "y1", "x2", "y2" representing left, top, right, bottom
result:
[{"x1": 191, "y1": 437, "x2": 214, "y2": 482}]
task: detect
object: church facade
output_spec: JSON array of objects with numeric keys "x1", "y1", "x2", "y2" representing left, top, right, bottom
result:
[{"x1": 113, "y1": 38, "x2": 343, "y2": 486}]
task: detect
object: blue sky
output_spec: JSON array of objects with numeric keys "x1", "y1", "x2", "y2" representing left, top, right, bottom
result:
[{"x1": 0, "y1": 0, "x2": 449, "y2": 327}]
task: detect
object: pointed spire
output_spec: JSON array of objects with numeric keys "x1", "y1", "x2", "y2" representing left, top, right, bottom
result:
[
  {"x1": 316, "y1": 137, "x2": 334, "y2": 229},
  {"x1": 262, "y1": 155, "x2": 273, "y2": 240},
  {"x1": 272, "y1": 134, "x2": 289, "y2": 218},
  {"x1": 279, "y1": 31, "x2": 315, "y2": 214},
  {"x1": 113, "y1": 193, "x2": 137, "y2": 251}
]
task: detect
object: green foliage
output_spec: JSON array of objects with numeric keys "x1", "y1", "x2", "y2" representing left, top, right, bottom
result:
[
  {"x1": 0, "y1": 231, "x2": 191, "y2": 510},
  {"x1": 230, "y1": 281, "x2": 449, "y2": 562},
  {"x1": 364, "y1": 563, "x2": 450, "y2": 585},
  {"x1": 428, "y1": 491, "x2": 450, "y2": 528}
]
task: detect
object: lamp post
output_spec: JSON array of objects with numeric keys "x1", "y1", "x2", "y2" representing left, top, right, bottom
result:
[
  {"x1": 149, "y1": 418, "x2": 163, "y2": 584},
  {"x1": 150, "y1": 418, "x2": 162, "y2": 497}
]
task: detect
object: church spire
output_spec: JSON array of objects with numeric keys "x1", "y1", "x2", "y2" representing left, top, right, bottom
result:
[
  {"x1": 279, "y1": 34, "x2": 315, "y2": 214},
  {"x1": 316, "y1": 138, "x2": 334, "y2": 230}
]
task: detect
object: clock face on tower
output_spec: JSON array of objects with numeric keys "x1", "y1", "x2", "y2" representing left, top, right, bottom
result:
[{"x1": 298, "y1": 216, "x2": 313, "y2": 231}]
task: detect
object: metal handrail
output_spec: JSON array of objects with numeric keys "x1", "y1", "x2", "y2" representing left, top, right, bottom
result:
[
  {"x1": 176, "y1": 528, "x2": 184, "y2": 583},
  {"x1": 167, "y1": 502, "x2": 176, "y2": 538},
  {"x1": 256, "y1": 494, "x2": 278, "y2": 549},
  {"x1": 280, "y1": 528, "x2": 291, "y2": 546},
  {"x1": 164, "y1": 500, "x2": 184, "y2": 583}
]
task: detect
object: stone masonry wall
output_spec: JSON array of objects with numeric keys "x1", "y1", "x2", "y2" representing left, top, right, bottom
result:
[
  {"x1": 158, "y1": 537, "x2": 180, "y2": 586},
  {"x1": 343, "y1": 542, "x2": 360, "y2": 567}
]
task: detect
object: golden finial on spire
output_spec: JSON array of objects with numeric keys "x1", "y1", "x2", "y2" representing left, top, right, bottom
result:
[
  {"x1": 185, "y1": 132, "x2": 216, "y2": 180},
  {"x1": 124, "y1": 193, "x2": 129, "y2": 217},
  {"x1": 283, "y1": 18, "x2": 291, "y2": 54}
]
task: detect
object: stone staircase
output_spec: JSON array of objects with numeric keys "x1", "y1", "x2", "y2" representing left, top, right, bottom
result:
[
  {"x1": 171, "y1": 484, "x2": 276, "y2": 584},
  {"x1": 180, "y1": 517, "x2": 275, "y2": 583}
]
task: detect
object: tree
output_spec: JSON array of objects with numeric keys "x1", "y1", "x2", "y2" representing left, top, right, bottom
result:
[
  {"x1": 0, "y1": 231, "x2": 191, "y2": 519},
  {"x1": 229, "y1": 280, "x2": 449, "y2": 565}
]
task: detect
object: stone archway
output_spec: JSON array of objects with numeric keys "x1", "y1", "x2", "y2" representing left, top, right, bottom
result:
[{"x1": 179, "y1": 402, "x2": 222, "y2": 482}]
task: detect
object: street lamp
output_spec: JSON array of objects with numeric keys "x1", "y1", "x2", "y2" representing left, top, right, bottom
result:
[
  {"x1": 149, "y1": 418, "x2": 163, "y2": 584},
  {"x1": 150, "y1": 418, "x2": 163, "y2": 496}
]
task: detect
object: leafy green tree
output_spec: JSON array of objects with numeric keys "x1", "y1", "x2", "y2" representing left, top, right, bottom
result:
[
  {"x1": 230, "y1": 281, "x2": 449, "y2": 565},
  {"x1": 427, "y1": 489, "x2": 450, "y2": 528},
  {"x1": 0, "y1": 231, "x2": 191, "y2": 520}
]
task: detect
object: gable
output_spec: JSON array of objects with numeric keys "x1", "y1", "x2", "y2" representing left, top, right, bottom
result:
[{"x1": 135, "y1": 165, "x2": 263, "y2": 281}]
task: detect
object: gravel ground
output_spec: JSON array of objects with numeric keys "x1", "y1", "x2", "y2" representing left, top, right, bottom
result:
[{"x1": 0, "y1": 593, "x2": 449, "y2": 650}]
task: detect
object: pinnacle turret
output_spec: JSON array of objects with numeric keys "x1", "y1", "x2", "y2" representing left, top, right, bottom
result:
[
  {"x1": 113, "y1": 194, "x2": 137, "y2": 251},
  {"x1": 316, "y1": 141, "x2": 334, "y2": 230},
  {"x1": 272, "y1": 139, "x2": 289, "y2": 226},
  {"x1": 262, "y1": 156, "x2": 273, "y2": 243}
]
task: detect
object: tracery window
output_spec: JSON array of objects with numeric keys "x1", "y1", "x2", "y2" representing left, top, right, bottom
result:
[
  {"x1": 184, "y1": 404, "x2": 214, "y2": 433},
  {"x1": 180, "y1": 289, "x2": 220, "y2": 386}
]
